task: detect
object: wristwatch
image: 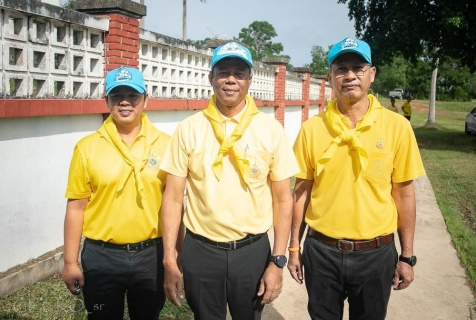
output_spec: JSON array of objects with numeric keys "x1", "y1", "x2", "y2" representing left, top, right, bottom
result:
[
  {"x1": 270, "y1": 255, "x2": 287, "y2": 268},
  {"x1": 399, "y1": 255, "x2": 417, "y2": 267}
]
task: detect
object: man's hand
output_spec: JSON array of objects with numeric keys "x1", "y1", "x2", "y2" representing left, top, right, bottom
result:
[
  {"x1": 257, "y1": 263, "x2": 283, "y2": 304},
  {"x1": 287, "y1": 251, "x2": 304, "y2": 284},
  {"x1": 393, "y1": 261, "x2": 414, "y2": 290},
  {"x1": 164, "y1": 262, "x2": 185, "y2": 307},
  {"x1": 62, "y1": 263, "x2": 84, "y2": 295}
]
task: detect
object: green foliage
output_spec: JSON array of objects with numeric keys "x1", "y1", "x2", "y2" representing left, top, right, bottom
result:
[
  {"x1": 187, "y1": 38, "x2": 211, "y2": 50},
  {"x1": 437, "y1": 58, "x2": 475, "y2": 101},
  {"x1": 372, "y1": 53, "x2": 476, "y2": 101},
  {"x1": 61, "y1": 0, "x2": 75, "y2": 9},
  {"x1": 238, "y1": 21, "x2": 283, "y2": 61},
  {"x1": 338, "y1": 0, "x2": 476, "y2": 71},
  {"x1": 309, "y1": 45, "x2": 328, "y2": 75}
]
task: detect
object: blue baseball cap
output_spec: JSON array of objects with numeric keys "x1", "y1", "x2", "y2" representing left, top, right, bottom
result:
[
  {"x1": 105, "y1": 67, "x2": 146, "y2": 95},
  {"x1": 211, "y1": 42, "x2": 253, "y2": 69},
  {"x1": 328, "y1": 37, "x2": 372, "y2": 68}
]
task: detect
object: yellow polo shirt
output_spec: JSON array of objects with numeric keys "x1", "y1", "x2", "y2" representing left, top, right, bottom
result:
[
  {"x1": 161, "y1": 103, "x2": 300, "y2": 242},
  {"x1": 402, "y1": 101, "x2": 412, "y2": 116},
  {"x1": 293, "y1": 95, "x2": 425, "y2": 239},
  {"x1": 65, "y1": 115, "x2": 170, "y2": 244}
]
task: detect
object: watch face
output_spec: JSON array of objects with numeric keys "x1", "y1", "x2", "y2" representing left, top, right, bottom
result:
[
  {"x1": 400, "y1": 255, "x2": 417, "y2": 266},
  {"x1": 272, "y1": 255, "x2": 287, "y2": 267}
]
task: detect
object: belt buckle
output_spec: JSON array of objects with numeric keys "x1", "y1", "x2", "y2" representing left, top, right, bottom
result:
[
  {"x1": 126, "y1": 243, "x2": 143, "y2": 253},
  {"x1": 337, "y1": 239, "x2": 354, "y2": 252},
  {"x1": 216, "y1": 241, "x2": 236, "y2": 250}
]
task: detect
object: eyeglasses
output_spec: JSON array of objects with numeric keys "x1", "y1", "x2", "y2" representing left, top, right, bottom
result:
[{"x1": 332, "y1": 65, "x2": 372, "y2": 78}]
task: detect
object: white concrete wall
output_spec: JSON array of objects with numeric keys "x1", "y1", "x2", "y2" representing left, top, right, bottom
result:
[
  {"x1": 0, "y1": 114, "x2": 103, "y2": 272},
  {"x1": 309, "y1": 104, "x2": 320, "y2": 118},
  {"x1": 146, "y1": 109, "x2": 199, "y2": 135},
  {"x1": 0, "y1": 105, "x2": 307, "y2": 273},
  {"x1": 284, "y1": 106, "x2": 302, "y2": 144}
]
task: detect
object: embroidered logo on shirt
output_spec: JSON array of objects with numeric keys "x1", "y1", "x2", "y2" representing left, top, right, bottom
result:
[
  {"x1": 146, "y1": 151, "x2": 161, "y2": 170},
  {"x1": 376, "y1": 140, "x2": 384, "y2": 149}
]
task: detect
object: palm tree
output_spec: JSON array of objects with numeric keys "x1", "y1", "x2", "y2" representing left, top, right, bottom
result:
[{"x1": 183, "y1": 0, "x2": 206, "y2": 41}]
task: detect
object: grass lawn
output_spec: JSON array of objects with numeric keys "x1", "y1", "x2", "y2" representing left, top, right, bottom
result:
[
  {"x1": 0, "y1": 275, "x2": 193, "y2": 320},
  {"x1": 1, "y1": 98, "x2": 475, "y2": 319},
  {"x1": 382, "y1": 97, "x2": 476, "y2": 296}
]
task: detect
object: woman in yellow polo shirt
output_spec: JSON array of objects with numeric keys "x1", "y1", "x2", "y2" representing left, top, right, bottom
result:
[{"x1": 62, "y1": 68, "x2": 171, "y2": 320}]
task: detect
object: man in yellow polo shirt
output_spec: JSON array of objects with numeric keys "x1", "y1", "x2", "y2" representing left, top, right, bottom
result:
[
  {"x1": 62, "y1": 67, "x2": 170, "y2": 319},
  {"x1": 402, "y1": 96, "x2": 412, "y2": 120},
  {"x1": 160, "y1": 42, "x2": 299, "y2": 320},
  {"x1": 288, "y1": 38, "x2": 425, "y2": 320}
]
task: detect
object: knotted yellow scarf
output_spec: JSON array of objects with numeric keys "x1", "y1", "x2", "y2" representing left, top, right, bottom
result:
[
  {"x1": 316, "y1": 95, "x2": 382, "y2": 177},
  {"x1": 203, "y1": 94, "x2": 259, "y2": 186},
  {"x1": 98, "y1": 114, "x2": 160, "y2": 201}
]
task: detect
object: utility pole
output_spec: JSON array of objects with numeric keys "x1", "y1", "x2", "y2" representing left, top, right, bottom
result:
[{"x1": 139, "y1": 0, "x2": 145, "y2": 29}]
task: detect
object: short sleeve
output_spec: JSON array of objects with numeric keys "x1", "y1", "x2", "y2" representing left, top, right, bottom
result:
[
  {"x1": 160, "y1": 121, "x2": 189, "y2": 177},
  {"x1": 65, "y1": 144, "x2": 91, "y2": 199},
  {"x1": 293, "y1": 126, "x2": 315, "y2": 180},
  {"x1": 269, "y1": 126, "x2": 300, "y2": 181}
]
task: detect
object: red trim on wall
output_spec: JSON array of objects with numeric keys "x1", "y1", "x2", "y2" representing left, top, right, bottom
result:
[{"x1": 0, "y1": 99, "x2": 280, "y2": 118}]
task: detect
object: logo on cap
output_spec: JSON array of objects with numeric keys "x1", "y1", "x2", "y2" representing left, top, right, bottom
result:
[
  {"x1": 216, "y1": 42, "x2": 248, "y2": 60},
  {"x1": 341, "y1": 38, "x2": 358, "y2": 50},
  {"x1": 115, "y1": 69, "x2": 133, "y2": 83}
]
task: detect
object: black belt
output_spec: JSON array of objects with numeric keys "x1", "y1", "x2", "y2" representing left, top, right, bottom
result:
[
  {"x1": 188, "y1": 231, "x2": 265, "y2": 250},
  {"x1": 309, "y1": 229, "x2": 394, "y2": 252},
  {"x1": 85, "y1": 238, "x2": 162, "y2": 253}
]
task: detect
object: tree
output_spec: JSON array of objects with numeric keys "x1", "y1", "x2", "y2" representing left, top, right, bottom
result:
[
  {"x1": 309, "y1": 45, "x2": 328, "y2": 75},
  {"x1": 186, "y1": 38, "x2": 211, "y2": 50},
  {"x1": 238, "y1": 21, "x2": 283, "y2": 61},
  {"x1": 183, "y1": 0, "x2": 206, "y2": 41},
  {"x1": 61, "y1": 0, "x2": 75, "y2": 9},
  {"x1": 339, "y1": 0, "x2": 476, "y2": 122},
  {"x1": 338, "y1": 0, "x2": 476, "y2": 70}
]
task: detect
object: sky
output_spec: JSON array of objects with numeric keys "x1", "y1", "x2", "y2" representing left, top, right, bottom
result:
[{"x1": 141, "y1": 0, "x2": 356, "y2": 67}]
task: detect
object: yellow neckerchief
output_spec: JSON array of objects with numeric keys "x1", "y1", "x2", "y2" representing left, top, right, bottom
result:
[
  {"x1": 316, "y1": 94, "x2": 382, "y2": 177},
  {"x1": 203, "y1": 94, "x2": 259, "y2": 186},
  {"x1": 98, "y1": 113, "x2": 161, "y2": 201}
]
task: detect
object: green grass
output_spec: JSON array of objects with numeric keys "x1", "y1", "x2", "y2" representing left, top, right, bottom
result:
[
  {"x1": 0, "y1": 275, "x2": 193, "y2": 320},
  {"x1": 403, "y1": 99, "x2": 476, "y2": 294}
]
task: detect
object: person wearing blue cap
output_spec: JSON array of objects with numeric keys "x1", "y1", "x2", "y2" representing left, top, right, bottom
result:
[
  {"x1": 160, "y1": 41, "x2": 299, "y2": 319},
  {"x1": 62, "y1": 67, "x2": 171, "y2": 319},
  {"x1": 288, "y1": 38, "x2": 426, "y2": 319}
]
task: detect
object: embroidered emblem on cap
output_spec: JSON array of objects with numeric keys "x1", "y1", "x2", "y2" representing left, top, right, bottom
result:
[
  {"x1": 217, "y1": 42, "x2": 248, "y2": 59},
  {"x1": 376, "y1": 140, "x2": 384, "y2": 149},
  {"x1": 115, "y1": 69, "x2": 133, "y2": 83},
  {"x1": 341, "y1": 38, "x2": 358, "y2": 50}
]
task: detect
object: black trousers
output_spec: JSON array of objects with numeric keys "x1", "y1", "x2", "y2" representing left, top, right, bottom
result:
[
  {"x1": 181, "y1": 232, "x2": 270, "y2": 320},
  {"x1": 303, "y1": 234, "x2": 398, "y2": 320},
  {"x1": 81, "y1": 239, "x2": 165, "y2": 320}
]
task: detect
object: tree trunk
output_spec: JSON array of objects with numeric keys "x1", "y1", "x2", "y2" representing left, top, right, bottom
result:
[
  {"x1": 183, "y1": 0, "x2": 187, "y2": 41},
  {"x1": 427, "y1": 59, "x2": 439, "y2": 125}
]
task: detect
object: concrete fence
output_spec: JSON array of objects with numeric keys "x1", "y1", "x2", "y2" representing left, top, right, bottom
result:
[{"x1": 0, "y1": 0, "x2": 333, "y2": 296}]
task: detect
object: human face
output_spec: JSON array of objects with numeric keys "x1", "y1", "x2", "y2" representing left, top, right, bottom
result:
[
  {"x1": 328, "y1": 53, "x2": 376, "y2": 102},
  {"x1": 105, "y1": 86, "x2": 147, "y2": 128},
  {"x1": 209, "y1": 57, "x2": 252, "y2": 114}
]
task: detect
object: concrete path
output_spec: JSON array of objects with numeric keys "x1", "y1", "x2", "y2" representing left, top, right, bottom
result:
[{"x1": 255, "y1": 176, "x2": 475, "y2": 319}]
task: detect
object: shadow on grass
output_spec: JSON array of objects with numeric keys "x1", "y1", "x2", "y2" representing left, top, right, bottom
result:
[{"x1": 413, "y1": 124, "x2": 476, "y2": 154}]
